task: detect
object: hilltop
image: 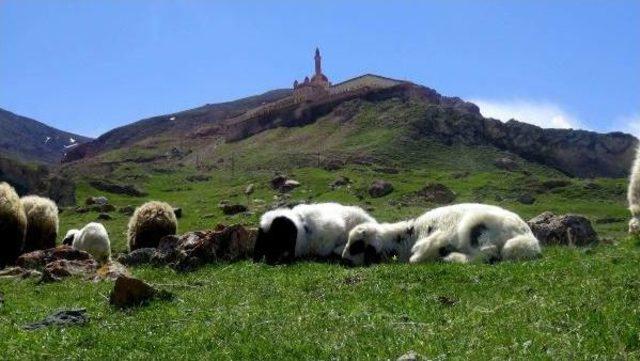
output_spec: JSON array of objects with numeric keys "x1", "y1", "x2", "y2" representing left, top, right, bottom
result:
[{"x1": 0, "y1": 108, "x2": 91, "y2": 164}]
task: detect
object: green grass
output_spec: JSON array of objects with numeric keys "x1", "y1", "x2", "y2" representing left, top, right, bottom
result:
[
  {"x1": 2, "y1": 96, "x2": 636, "y2": 359},
  {"x1": 2, "y1": 240, "x2": 640, "y2": 359}
]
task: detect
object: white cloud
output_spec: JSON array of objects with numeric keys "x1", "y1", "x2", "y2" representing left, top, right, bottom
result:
[
  {"x1": 470, "y1": 99, "x2": 582, "y2": 130},
  {"x1": 616, "y1": 114, "x2": 640, "y2": 138}
]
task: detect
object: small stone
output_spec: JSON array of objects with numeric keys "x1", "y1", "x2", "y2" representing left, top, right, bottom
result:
[
  {"x1": 330, "y1": 176, "x2": 350, "y2": 188},
  {"x1": 270, "y1": 175, "x2": 288, "y2": 190},
  {"x1": 109, "y1": 275, "x2": 159, "y2": 308},
  {"x1": 23, "y1": 309, "x2": 88, "y2": 330},
  {"x1": 245, "y1": 184, "x2": 255, "y2": 195},
  {"x1": 173, "y1": 207, "x2": 183, "y2": 219},
  {"x1": 85, "y1": 196, "x2": 108, "y2": 206},
  {"x1": 40, "y1": 259, "x2": 99, "y2": 283},
  {"x1": 368, "y1": 180, "x2": 394, "y2": 198},
  {"x1": 397, "y1": 350, "x2": 426, "y2": 361},
  {"x1": 281, "y1": 179, "x2": 301, "y2": 192},
  {"x1": 518, "y1": 193, "x2": 536, "y2": 205},
  {"x1": 93, "y1": 261, "x2": 130, "y2": 282},
  {"x1": 116, "y1": 248, "x2": 156, "y2": 266},
  {"x1": 415, "y1": 183, "x2": 456, "y2": 204},
  {"x1": 220, "y1": 204, "x2": 248, "y2": 215},
  {"x1": 119, "y1": 205, "x2": 135, "y2": 215}
]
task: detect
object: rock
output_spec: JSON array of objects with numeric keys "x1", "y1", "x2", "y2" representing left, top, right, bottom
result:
[
  {"x1": 322, "y1": 158, "x2": 344, "y2": 171},
  {"x1": 281, "y1": 180, "x2": 301, "y2": 192},
  {"x1": 415, "y1": 183, "x2": 456, "y2": 204},
  {"x1": 119, "y1": 205, "x2": 135, "y2": 215},
  {"x1": 368, "y1": 180, "x2": 394, "y2": 198},
  {"x1": 93, "y1": 261, "x2": 130, "y2": 282},
  {"x1": 0, "y1": 267, "x2": 42, "y2": 280},
  {"x1": 85, "y1": 196, "x2": 108, "y2": 206},
  {"x1": 245, "y1": 184, "x2": 255, "y2": 195},
  {"x1": 109, "y1": 275, "x2": 159, "y2": 309},
  {"x1": 330, "y1": 176, "x2": 350, "y2": 188},
  {"x1": 494, "y1": 157, "x2": 519, "y2": 171},
  {"x1": 173, "y1": 207, "x2": 183, "y2": 219},
  {"x1": 40, "y1": 259, "x2": 99, "y2": 283},
  {"x1": 23, "y1": 309, "x2": 88, "y2": 330},
  {"x1": 528, "y1": 212, "x2": 598, "y2": 246},
  {"x1": 89, "y1": 180, "x2": 148, "y2": 197},
  {"x1": 220, "y1": 204, "x2": 248, "y2": 215},
  {"x1": 17, "y1": 246, "x2": 94, "y2": 271},
  {"x1": 518, "y1": 193, "x2": 536, "y2": 205},
  {"x1": 270, "y1": 175, "x2": 288, "y2": 190},
  {"x1": 97, "y1": 213, "x2": 112, "y2": 221},
  {"x1": 116, "y1": 248, "x2": 156, "y2": 266},
  {"x1": 115, "y1": 225, "x2": 256, "y2": 272},
  {"x1": 397, "y1": 350, "x2": 426, "y2": 361}
]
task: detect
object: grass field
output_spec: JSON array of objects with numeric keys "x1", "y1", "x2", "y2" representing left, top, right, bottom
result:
[{"x1": 1, "y1": 160, "x2": 636, "y2": 359}]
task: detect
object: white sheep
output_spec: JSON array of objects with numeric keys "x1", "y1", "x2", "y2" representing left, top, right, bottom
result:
[
  {"x1": 67, "y1": 222, "x2": 111, "y2": 263},
  {"x1": 342, "y1": 203, "x2": 541, "y2": 266},
  {"x1": 0, "y1": 182, "x2": 27, "y2": 268},
  {"x1": 127, "y1": 201, "x2": 177, "y2": 251},
  {"x1": 21, "y1": 195, "x2": 59, "y2": 252},
  {"x1": 628, "y1": 146, "x2": 640, "y2": 234},
  {"x1": 253, "y1": 202, "x2": 376, "y2": 264}
]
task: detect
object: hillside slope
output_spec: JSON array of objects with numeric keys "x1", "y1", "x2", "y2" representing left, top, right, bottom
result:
[
  {"x1": 0, "y1": 108, "x2": 91, "y2": 164},
  {"x1": 61, "y1": 81, "x2": 637, "y2": 179}
]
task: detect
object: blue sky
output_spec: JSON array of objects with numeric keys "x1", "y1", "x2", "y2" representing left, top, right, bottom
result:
[{"x1": 1, "y1": 0, "x2": 638, "y2": 138}]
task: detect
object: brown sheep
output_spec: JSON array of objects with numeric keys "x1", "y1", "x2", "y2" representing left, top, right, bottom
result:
[
  {"x1": 127, "y1": 201, "x2": 177, "y2": 251},
  {"x1": 0, "y1": 182, "x2": 27, "y2": 267},
  {"x1": 21, "y1": 195, "x2": 59, "y2": 252}
]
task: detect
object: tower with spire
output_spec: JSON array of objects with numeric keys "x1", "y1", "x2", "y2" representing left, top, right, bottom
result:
[{"x1": 293, "y1": 48, "x2": 330, "y2": 99}]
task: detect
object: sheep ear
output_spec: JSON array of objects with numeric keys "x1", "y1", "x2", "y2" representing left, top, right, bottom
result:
[{"x1": 407, "y1": 226, "x2": 415, "y2": 236}]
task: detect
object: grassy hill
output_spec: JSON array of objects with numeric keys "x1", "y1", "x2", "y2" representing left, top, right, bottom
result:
[{"x1": 1, "y1": 84, "x2": 638, "y2": 359}]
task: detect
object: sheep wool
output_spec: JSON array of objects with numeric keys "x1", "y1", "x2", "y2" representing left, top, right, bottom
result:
[
  {"x1": 254, "y1": 202, "x2": 376, "y2": 264},
  {"x1": 72, "y1": 222, "x2": 111, "y2": 263},
  {"x1": 628, "y1": 146, "x2": 640, "y2": 234},
  {"x1": 127, "y1": 201, "x2": 177, "y2": 251},
  {"x1": 0, "y1": 182, "x2": 27, "y2": 267},
  {"x1": 21, "y1": 195, "x2": 59, "y2": 253},
  {"x1": 342, "y1": 203, "x2": 541, "y2": 266}
]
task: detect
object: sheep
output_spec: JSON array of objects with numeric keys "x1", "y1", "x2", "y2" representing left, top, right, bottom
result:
[
  {"x1": 21, "y1": 195, "x2": 59, "y2": 252},
  {"x1": 253, "y1": 202, "x2": 376, "y2": 264},
  {"x1": 62, "y1": 229, "x2": 80, "y2": 246},
  {"x1": 0, "y1": 182, "x2": 27, "y2": 268},
  {"x1": 628, "y1": 146, "x2": 640, "y2": 234},
  {"x1": 127, "y1": 201, "x2": 177, "y2": 251},
  {"x1": 342, "y1": 203, "x2": 541, "y2": 266},
  {"x1": 65, "y1": 223, "x2": 111, "y2": 263}
]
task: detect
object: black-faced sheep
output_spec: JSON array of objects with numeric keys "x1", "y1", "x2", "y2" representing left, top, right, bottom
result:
[
  {"x1": 64, "y1": 223, "x2": 111, "y2": 263},
  {"x1": 628, "y1": 146, "x2": 640, "y2": 234},
  {"x1": 127, "y1": 201, "x2": 177, "y2": 251},
  {"x1": 342, "y1": 203, "x2": 541, "y2": 266},
  {"x1": 21, "y1": 195, "x2": 59, "y2": 252},
  {"x1": 0, "y1": 182, "x2": 27, "y2": 267},
  {"x1": 253, "y1": 202, "x2": 376, "y2": 264}
]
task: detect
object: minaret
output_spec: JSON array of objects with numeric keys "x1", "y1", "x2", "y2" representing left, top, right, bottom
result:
[{"x1": 314, "y1": 47, "x2": 322, "y2": 76}]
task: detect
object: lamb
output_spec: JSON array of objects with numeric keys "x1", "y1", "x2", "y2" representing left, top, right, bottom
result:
[
  {"x1": 253, "y1": 202, "x2": 376, "y2": 264},
  {"x1": 127, "y1": 201, "x2": 177, "y2": 251},
  {"x1": 65, "y1": 223, "x2": 111, "y2": 263},
  {"x1": 342, "y1": 203, "x2": 541, "y2": 266},
  {"x1": 628, "y1": 146, "x2": 640, "y2": 234},
  {"x1": 21, "y1": 195, "x2": 59, "y2": 252},
  {"x1": 0, "y1": 182, "x2": 28, "y2": 268}
]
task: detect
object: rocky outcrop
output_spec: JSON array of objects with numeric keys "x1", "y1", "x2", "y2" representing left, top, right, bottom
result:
[
  {"x1": 88, "y1": 180, "x2": 148, "y2": 196},
  {"x1": 414, "y1": 183, "x2": 456, "y2": 204}
]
